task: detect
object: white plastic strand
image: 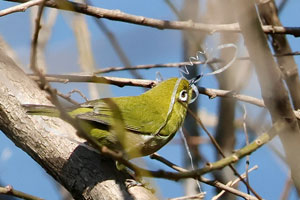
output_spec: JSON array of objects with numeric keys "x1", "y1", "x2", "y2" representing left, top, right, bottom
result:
[{"x1": 180, "y1": 127, "x2": 202, "y2": 192}]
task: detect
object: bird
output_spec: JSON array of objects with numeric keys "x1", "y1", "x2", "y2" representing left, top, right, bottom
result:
[{"x1": 23, "y1": 77, "x2": 194, "y2": 158}]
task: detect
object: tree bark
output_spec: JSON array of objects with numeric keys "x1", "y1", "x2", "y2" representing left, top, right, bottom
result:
[{"x1": 0, "y1": 46, "x2": 156, "y2": 199}]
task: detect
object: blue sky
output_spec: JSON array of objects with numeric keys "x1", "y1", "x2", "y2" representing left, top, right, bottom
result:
[{"x1": 0, "y1": 0, "x2": 300, "y2": 199}]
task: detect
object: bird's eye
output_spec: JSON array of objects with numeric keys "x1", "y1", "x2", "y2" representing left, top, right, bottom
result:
[{"x1": 179, "y1": 90, "x2": 188, "y2": 102}]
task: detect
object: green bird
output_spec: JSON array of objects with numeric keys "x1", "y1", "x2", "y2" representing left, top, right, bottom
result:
[{"x1": 23, "y1": 77, "x2": 194, "y2": 158}]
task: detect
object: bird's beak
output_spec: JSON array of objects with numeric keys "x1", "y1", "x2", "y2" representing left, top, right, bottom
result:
[{"x1": 189, "y1": 74, "x2": 202, "y2": 86}]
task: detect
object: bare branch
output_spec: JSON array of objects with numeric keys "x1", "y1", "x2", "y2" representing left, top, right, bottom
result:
[
  {"x1": 198, "y1": 87, "x2": 265, "y2": 107},
  {"x1": 57, "y1": 91, "x2": 80, "y2": 105},
  {"x1": 3, "y1": 0, "x2": 300, "y2": 36},
  {"x1": 187, "y1": 108, "x2": 262, "y2": 199},
  {"x1": 94, "y1": 60, "x2": 217, "y2": 74},
  {"x1": 29, "y1": 0, "x2": 47, "y2": 85},
  {"x1": 28, "y1": 74, "x2": 300, "y2": 121},
  {"x1": 150, "y1": 153, "x2": 258, "y2": 200},
  {"x1": 0, "y1": 0, "x2": 44, "y2": 17},
  {"x1": 141, "y1": 120, "x2": 283, "y2": 180},
  {"x1": 0, "y1": 185, "x2": 43, "y2": 200},
  {"x1": 29, "y1": 74, "x2": 156, "y2": 88},
  {"x1": 169, "y1": 193, "x2": 205, "y2": 200},
  {"x1": 242, "y1": 105, "x2": 251, "y2": 194},
  {"x1": 93, "y1": 52, "x2": 300, "y2": 74},
  {"x1": 212, "y1": 165, "x2": 258, "y2": 200}
]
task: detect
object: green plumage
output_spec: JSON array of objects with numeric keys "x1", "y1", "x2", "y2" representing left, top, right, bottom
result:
[{"x1": 24, "y1": 78, "x2": 192, "y2": 158}]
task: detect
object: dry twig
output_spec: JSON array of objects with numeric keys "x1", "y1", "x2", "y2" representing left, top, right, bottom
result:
[
  {"x1": 4, "y1": 0, "x2": 300, "y2": 36},
  {"x1": 187, "y1": 108, "x2": 262, "y2": 199},
  {"x1": 212, "y1": 165, "x2": 258, "y2": 200},
  {"x1": 29, "y1": 74, "x2": 300, "y2": 121},
  {"x1": 150, "y1": 153, "x2": 258, "y2": 200},
  {"x1": 0, "y1": 0, "x2": 44, "y2": 17},
  {"x1": 0, "y1": 185, "x2": 43, "y2": 200}
]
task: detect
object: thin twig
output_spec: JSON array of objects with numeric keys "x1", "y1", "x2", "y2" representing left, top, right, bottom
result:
[
  {"x1": 212, "y1": 165, "x2": 258, "y2": 200},
  {"x1": 92, "y1": 51, "x2": 300, "y2": 74},
  {"x1": 93, "y1": 59, "x2": 221, "y2": 74},
  {"x1": 169, "y1": 193, "x2": 205, "y2": 200},
  {"x1": 57, "y1": 91, "x2": 80, "y2": 105},
  {"x1": 150, "y1": 153, "x2": 187, "y2": 172},
  {"x1": 0, "y1": 185, "x2": 43, "y2": 200},
  {"x1": 29, "y1": 73, "x2": 265, "y2": 106},
  {"x1": 29, "y1": 74, "x2": 156, "y2": 88},
  {"x1": 150, "y1": 153, "x2": 258, "y2": 200},
  {"x1": 4, "y1": 0, "x2": 300, "y2": 36},
  {"x1": 142, "y1": 120, "x2": 282, "y2": 180},
  {"x1": 28, "y1": 74, "x2": 300, "y2": 120},
  {"x1": 187, "y1": 108, "x2": 262, "y2": 199},
  {"x1": 242, "y1": 105, "x2": 250, "y2": 194},
  {"x1": 29, "y1": 74, "x2": 264, "y2": 106},
  {"x1": 29, "y1": 0, "x2": 46, "y2": 73},
  {"x1": 0, "y1": 0, "x2": 44, "y2": 17},
  {"x1": 29, "y1": 4, "x2": 58, "y2": 73},
  {"x1": 67, "y1": 89, "x2": 89, "y2": 102},
  {"x1": 197, "y1": 86, "x2": 265, "y2": 107}
]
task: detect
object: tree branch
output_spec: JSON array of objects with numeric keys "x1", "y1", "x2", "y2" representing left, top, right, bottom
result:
[
  {"x1": 0, "y1": 185, "x2": 43, "y2": 200},
  {"x1": 3, "y1": 0, "x2": 300, "y2": 36},
  {"x1": 258, "y1": 1, "x2": 300, "y2": 111},
  {"x1": 29, "y1": 74, "x2": 156, "y2": 88},
  {"x1": 139, "y1": 120, "x2": 283, "y2": 181},
  {"x1": 234, "y1": 0, "x2": 300, "y2": 193},
  {"x1": 0, "y1": 0, "x2": 44, "y2": 17},
  {"x1": 150, "y1": 153, "x2": 258, "y2": 200},
  {"x1": 28, "y1": 73, "x2": 300, "y2": 120}
]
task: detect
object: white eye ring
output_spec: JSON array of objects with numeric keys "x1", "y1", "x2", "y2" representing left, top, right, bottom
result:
[{"x1": 179, "y1": 90, "x2": 188, "y2": 102}]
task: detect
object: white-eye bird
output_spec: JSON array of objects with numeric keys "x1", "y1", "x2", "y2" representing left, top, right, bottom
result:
[{"x1": 23, "y1": 77, "x2": 195, "y2": 158}]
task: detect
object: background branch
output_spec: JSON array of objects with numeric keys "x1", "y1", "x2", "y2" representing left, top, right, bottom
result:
[{"x1": 234, "y1": 0, "x2": 300, "y2": 193}]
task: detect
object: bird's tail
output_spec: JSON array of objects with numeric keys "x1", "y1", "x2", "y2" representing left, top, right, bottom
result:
[{"x1": 23, "y1": 104, "x2": 60, "y2": 117}]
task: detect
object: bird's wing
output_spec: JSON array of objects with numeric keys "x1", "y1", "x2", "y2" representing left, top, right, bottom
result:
[{"x1": 76, "y1": 96, "x2": 169, "y2": 135}]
